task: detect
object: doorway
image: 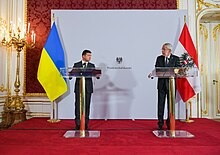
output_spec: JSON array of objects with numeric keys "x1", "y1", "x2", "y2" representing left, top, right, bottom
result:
[{"x1": 197, "y1": 9, "x2": 220, "y2": 118}]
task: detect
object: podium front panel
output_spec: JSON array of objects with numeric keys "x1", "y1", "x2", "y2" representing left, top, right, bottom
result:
[
  {"x1": 151, "y1": 67, "x2": 198, "y2": 78},
  {"x1": 60, "y1": 67, "x2": 102, "y2": 78}
]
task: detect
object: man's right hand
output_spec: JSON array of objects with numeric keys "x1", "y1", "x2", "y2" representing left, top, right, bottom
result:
[{"x1": 68, "y1": 72, "x2": 72, "y2": 80}]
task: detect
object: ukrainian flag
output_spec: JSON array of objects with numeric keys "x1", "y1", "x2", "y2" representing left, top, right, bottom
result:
[{"x1": 37, "y1": 22, "x2": 67, "y2": 101}]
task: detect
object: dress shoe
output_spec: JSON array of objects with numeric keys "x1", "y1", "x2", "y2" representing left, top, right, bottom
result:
[
  {"x1": 166, "y1": 124, "x2": 170, "y2": 130},
  {"x1": 158, "y1": 125, "x2": 163, "y2": 130},
  {"x1": 75, "y1": 125, "x2": 80, "y2": 130}
]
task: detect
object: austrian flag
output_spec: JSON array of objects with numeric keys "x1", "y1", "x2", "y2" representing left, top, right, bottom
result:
[{"x1": 174, "y1": 23, "x2": 201, "y2": 102}]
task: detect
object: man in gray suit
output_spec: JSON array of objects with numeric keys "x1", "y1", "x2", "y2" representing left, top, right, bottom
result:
[{"x1": 73, "y1": 49, "x2": 96, "y2": 130}]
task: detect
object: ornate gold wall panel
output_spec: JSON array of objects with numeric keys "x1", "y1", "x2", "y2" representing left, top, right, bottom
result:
[
  {"x1": 196, "y1": 0, "x2": 220, "y2": 118},
  {"x1": 213, "y1": 24, "x2": 220, "y2": 115},
  {"x1": 199, "y1": 23, "x2": 209, "y2": 115},
  {"x1": 197, "y1": 0, "x2": 220, "y2": 12}
]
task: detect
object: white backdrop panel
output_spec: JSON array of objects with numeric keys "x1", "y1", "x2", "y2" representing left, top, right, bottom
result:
[{"x1": 53, "y1": 10, "x2": 187, "y2": 119}]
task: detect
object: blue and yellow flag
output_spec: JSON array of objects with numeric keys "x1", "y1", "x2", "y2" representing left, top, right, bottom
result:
[{"x1": 37, "y1": 23, "x2": 67, "y2": 101}]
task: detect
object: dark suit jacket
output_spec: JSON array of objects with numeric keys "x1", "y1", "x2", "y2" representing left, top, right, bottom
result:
[
  {"x1": 155, "y1": 54, "x2": 180, "y2": 90},
  {"x1": 73, "y1": 61, "x2": 95, "y2": 93}
]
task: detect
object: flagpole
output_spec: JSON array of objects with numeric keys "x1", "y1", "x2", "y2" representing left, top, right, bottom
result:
[
  {"x1": 180, "y1": 15, "x2": 195, "y2": 123},
  {"x1": 52, "y1": 13, "x2": 55, "y2": 25},
  {"x1": 180, "y1": 99, "x2": 194, "y2": 123},
  {"x1": 47, "y1": 101, "x2": 61, "y2": 123},
  {"x1": 46, "y1": 13, "x2": 60, "y2": 123}
]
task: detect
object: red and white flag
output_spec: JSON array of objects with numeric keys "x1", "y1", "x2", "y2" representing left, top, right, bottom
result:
[{"x1": 174, "y1": 23, "x2": 201, "y2": 102}]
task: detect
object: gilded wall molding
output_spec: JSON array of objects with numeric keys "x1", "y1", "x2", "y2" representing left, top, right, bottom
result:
[
  {"x1": 0, "y1": 84, "x2": 7, "y2": 92},
  {"x1": 200, "y1": 23, "x2": 208, "y2": 40},
  {"x1": 26, "y1": 112, "x2": 50, "y2": 117},
  {"x1": 0, "y1": 95, "x2": 8, "y2": 99},
  {"x1": 0, "y1": 18, "x2": 7, "y2": 93},
  {"x1": 213, "y1": 24, "x2": 220, "y2": 40},
  {"x1": 199, "y1": 23, "x2": 209, "y2": 115},
  {"x1": 24, "y1": 93, "x2": 47, "y2": 97},
  {"x1": 200, "y1": 24, "x2": 208, "y2": 115},
  {"x1": 23, "y1": 0, "x2": 27, "y2": 96},
  {"x1": 212, "y1": 24, "x2": 220, "y2": 115},
  {"x1": 197, "y1": 0, "x2": 220, "y2": 12},
  {"x1": 177, "y1": 0, "x2": 179, "y2": 9},
  {"x1": 196, "y1": 6, "x2": 220, "y2": 118}
]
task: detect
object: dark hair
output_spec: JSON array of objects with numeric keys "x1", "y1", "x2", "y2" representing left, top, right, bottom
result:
[{"x1": 82, "y1": 49, "x2": 92, "y2": 56}]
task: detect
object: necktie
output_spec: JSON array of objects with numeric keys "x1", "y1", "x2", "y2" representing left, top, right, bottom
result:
[
  {"x1": 83, "y1": 63, "x2": 87, "y2": 68},
  {"x1": 165, "y1": 58, "x2": 168, "y2": 66}
]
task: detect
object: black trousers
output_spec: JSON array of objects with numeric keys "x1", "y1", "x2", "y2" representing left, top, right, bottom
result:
[
  {"x1": 157, "y1": 89, "x2": 170, "y2": 127},
  {"x1": 75, "y1": 92, "x2": 92, "y2": 127}
]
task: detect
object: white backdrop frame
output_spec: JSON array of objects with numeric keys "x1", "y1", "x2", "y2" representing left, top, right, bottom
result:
[{"x1": 52, "y1": 10, "x2": 187, "y2": 119}]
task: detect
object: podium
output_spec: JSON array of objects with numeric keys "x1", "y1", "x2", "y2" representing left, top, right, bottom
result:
[
  {"x1": 60, "y1": 67, "x2": 101, "y2": 138},
  {"x1": 150, "y1": 67, "x2": 198, "y2": 138}
]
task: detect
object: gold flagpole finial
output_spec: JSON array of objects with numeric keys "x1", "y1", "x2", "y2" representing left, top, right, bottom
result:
[
  {"x1": 52, "y1": 13, "x2": 55, "y2": 24},
  {"x1": 184, "y1": 15, "x2": 186, "y2": 23}
]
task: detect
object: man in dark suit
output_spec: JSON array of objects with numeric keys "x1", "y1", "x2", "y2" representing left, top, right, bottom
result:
[
  {"x1": 154, "y1": 43, "x2": 180, "y2": 130},
  {"x1": 73, "y1": 49, "x2": 96, "y2": 130}
]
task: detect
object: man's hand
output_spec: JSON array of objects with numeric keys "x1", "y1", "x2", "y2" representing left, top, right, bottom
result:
[
  {"x1": 96, "y1": 74, "x2": 101, "y2": 79},
  {"x1": 68, "y1": 72, "x2": 72, "y2": 80},
  {"x1": 148, "y1": 73, "x2": 153, "y2": 79}
]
